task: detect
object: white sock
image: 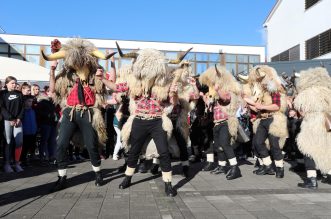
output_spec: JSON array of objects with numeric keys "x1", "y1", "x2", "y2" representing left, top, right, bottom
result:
[
  {"x1": 58, "y1": 169, "x2": 67, "y2": 177},
  {"x1": 153, "y1": 158, "x2": 160, "y2": 164},
  {"x1": 228, "y1": 158, "x2": 238, "y2": 166},
  {"x1": 92, "y1": 165, "x2": 101, "y2": 172},
  {"x1": 207, "y1": 154, "x2": 214, "y2": 162},
  {"x1": 258, "y1": 158, "x2": 263, "y2": 165},
  {"x1": 181, "y1": 160, "x2": 189, "y2": 166},
  {"x1": 262, "y1": 156, "x2": 272, "y2": 166},
  {"x1": 218, "y1": 161, "x2": 227, "y2": 166},
  {"x1": 307, "y1": 170, "x2": 317, "y2": 178},
  {"x1": 274, "y1": 160, "x2": 284, "y2": 168}
]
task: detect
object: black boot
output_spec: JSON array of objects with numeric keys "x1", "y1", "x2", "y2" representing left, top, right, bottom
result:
[
  {"x1": 255, "y1": 164, "x2": 275, "y2": 175},
  {"x1": 202, "y1": 162, "x2": 214, "y2": 171},
  {"x1": 298, "y1": 177, "x2": 318, "y2": 189},
  {"x1": 95, "y1": 171, "x2": 103, "y2": 187},
  {"x1": 275, "y1": 167, "x2": 284, "y2": 178},
  {"x1": 226, "y1": 165, "x2": 242, "y2": 180},
  {"x1": 164, "y1": 182, "x2": 177, "y2": 197},
  {"x1": 138, "y1": 160, "x2": 147, "y2": 173},
  {"x1": 211, "y1": 166, "x2": 228, "y2": 175},
  {"x1": 321, "y1": 174, "x2": 331, "y2": 184},
  {"x1": 50, "y1": 176, "x2": 67, "y2": 192},
  {"x1": 150, "y1": 164, "x2": 159, "y2": 175},
  {"x1": 182, "y1": 165, "x2": 189, "y2": 178},
  {"x1": 189, "y1": 146, "x2": 202, "y2": 163},
  {"x1": 253, "y1": 165, "x2": 264, "y2": 174},
  {"x1": 119, "y1": 175, "x2": 132, "y2": 189}
]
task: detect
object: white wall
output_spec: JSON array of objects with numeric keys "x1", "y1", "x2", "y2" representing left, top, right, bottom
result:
[
  {"x1": 265, "y1": 0, "x2": 331, "y2": 61},
  {"x1": 0, "y1": 34, "x2": 265, "y2": 62}
]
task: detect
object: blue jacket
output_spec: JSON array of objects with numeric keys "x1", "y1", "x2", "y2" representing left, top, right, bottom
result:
[{"x1": 22, "y1": 108, "x2": 38, "y2": 135}]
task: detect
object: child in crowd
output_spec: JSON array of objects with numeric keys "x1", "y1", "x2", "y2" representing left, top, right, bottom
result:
[{"x1": 21, "y1": 95, "x2": 38, "y2": 166}]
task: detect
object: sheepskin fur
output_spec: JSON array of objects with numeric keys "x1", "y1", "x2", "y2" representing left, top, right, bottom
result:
[
  {"x1": 53, "y1": 39, "x2": 107, "y2": 146},
  {"x1": 294, "y1": 67, "x2": 331, "y2": 173},
  {"x1": 199, "y1": 65, "x2": 241, "y2": 143}
]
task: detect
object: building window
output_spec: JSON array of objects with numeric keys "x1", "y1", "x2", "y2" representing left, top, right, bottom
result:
[
  {"x1": 305, "y1": 0, "x2": 319, "y2": 10},
  {"x1": 271, "y1": 45, "x2": 300, "y2": 61},
  {"x1": 306, "y1": 29, "x2": 331, "y2": 60},
  {"x1": 0, "y1": 43, "x2": 9, "y2": 53}
]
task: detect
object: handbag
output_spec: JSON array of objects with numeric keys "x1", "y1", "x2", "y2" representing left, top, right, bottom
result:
[{"x1": 325, "y1": 113, "x2": 331, "y2": 132}]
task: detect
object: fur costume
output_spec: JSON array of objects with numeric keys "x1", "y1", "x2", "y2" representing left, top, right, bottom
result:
[
  {"x1": 240, "y1": 65, "x2": 288, "y2": 149},
  {"x1": 50, "y1": 39, "x2": 108, "y2": 145},
  {"x1": 294, "y1": 67, "x2": 331, "y2": 174},
  {"x1": 199, "y1": 65, "x2": 241, "y2": 143}
]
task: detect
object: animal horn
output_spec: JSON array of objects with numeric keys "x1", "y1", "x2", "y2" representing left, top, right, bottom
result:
[
  {"x1": 168, "y1": 47, "x2": 193, "y2": 64},
  {"x1": 215, "y1": 64, "x2": 222, "y2": 77},
  {"x1": 256, "y1": 67, "x2": 266, "y2": 79},
  {"x1": 41, "y1": 50, "x2": 66, "y2": 61},
  {"x1": 92, "y1": 50, "x2": 117, "y2": 60},
  {"x1": 237, "y1": 74, "x2": 249, "y2": 81},
  {"x1": 115, "y1": 41, "x2": 138, "y2": 59}
]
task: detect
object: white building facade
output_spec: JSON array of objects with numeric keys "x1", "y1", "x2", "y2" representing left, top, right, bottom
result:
[
  {"x1": 264, "y1": 0, "x2": 331, "y2": 62},
  {"x1": 0, "y1": 34, "x2": 265, "y2": 81}
]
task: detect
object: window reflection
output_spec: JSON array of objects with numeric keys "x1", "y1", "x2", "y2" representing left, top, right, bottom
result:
[
  {"x1": 10, "y1": 44, "x2": 24, "y2": 54},
  {"x1": 226, "y1": 63, "x2": 236, "y2": 74},
  {"x1": 249, "y1": 55, "x2": 260, "y2": 63},
  {"x1": 120, "y1": 59, "x2": 132, "y2": 68},
  {"x1": 196, "y1": 63, "x2": 207, "y2": 74},
  {"x1": 237, "y1": 55, "x2": 248, "y2": 63},
  {"x1": 26, "y1": 45, "x2": 40, "y2": 54},
  {"x1": 10, "y1": 54, "x2": 24, "y2": 60},
  {"x1": 209, "y1": 53, "x2": 220, "y2": 62},
  {"x1": 238, "y1": 64, "x2": 248, "y2": 74},
  {"x1": 0, "y1": 43, "x2": 8, "y2": 53},
  {"x1": 196, "y1": 53, "x2": 208, "y2": 61},
  {"x1": 225, "y1": 54, "x2": 236, "y2": 62},
  {"x1": 26, "y1": 55, "x2": 40, "y2": 65}
]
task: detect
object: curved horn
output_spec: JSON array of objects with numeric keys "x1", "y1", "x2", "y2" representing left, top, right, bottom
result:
[
  {"x1": 215, "y1": 64, "x2": 222, "y2": 77},
  {"x1": 168, "y1": 47, "x2": 193, "y2": 64},
  {"x1": 92, "y1": 50, "x2": 117, "y2": 60},
  {"x1": 41, "y1": 50, "x2": 66, "y2": 61},
  {"x1": 255, "y1": 67, "x2": 266, "y2": 79},
  {"x1": 115, "y1": 41, "x2": 138, "y2": 59},
  {"x1": 237, "y1": 74, "x2": 249, "y2": 81}
]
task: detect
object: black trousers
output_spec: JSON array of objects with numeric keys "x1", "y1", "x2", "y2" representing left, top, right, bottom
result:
[
  {"x1": 127, "y1": 118, "x2": 171, "y2": 172},
  {"x1": 253, "y1": 117, "x2": 283, "y2": 160},
  {"x1": 211, "y1": 121, "x2": 236, "y2": 162},
  {"x1": 105, "y1": 107, "x2": 116, "y2": 157},
  {"x1": 172, "y1": 120, "x2": 188, "y2": 162},
  {"x1": 304, "y1": 155, "x2": 316, "y2": 171},
  {"x1": 21, "y1": 134, "x2": 36, "y2": 162},
  {"x1": 57, "y1": 108, "x2": 100, "y2": 169}
]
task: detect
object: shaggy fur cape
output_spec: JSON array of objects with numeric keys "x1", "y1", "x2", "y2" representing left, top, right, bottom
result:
[
  {"x1": 246, "y1": 65, "x2": 288, "y2": 149},
  {"x1": 294, "y1": 67, "x2": 331, "y2": 174},
  {"x1": 199, "y1": 65, "x2": 241, "y2": 143},
  {"x1": 53, "y1": 39, "x2": 107, "y2": 145}
]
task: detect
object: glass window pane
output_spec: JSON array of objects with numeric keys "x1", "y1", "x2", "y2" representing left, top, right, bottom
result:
[
  {"x1": 44, "y1": 59, "x2": 64, "y2": 69},
  {"x1": 249, "y1": 55, "x2": 260, "y2": 63},
  {"x1": 165, "y1": 52, "x2": 178, "y2": 60},
  {"x1": 196, "y1": 63, "x2": 207, "y2": 74},
  {"x1": 0, "y1": 54, "x2": 9, "y2": 57},
  {"x1": 196, "y1": 53, "x2": 208, "y2": 61},
  {"x1": 225, "y1": 54, "x2": 236, "y2": 62},
  {"x1": 0, "y1": 43, "x2": 9, "y2": 53},
  {"x1": 226, "y1": 63, "x2": 236, "y2": 75},
  {"x1": 10, "y1": 54, "x2": 24, "y2": 60},
  {"x1": 10, "y1": 44, "x2": 24, "y2": 54},
  {"x1": 237, "y1": 54, "x2": 248, "y2": 63},
  {"x1": 26, "y1": 45, "x2": 40, "y2": 54},
  {"x1": 26, "y1": 55, "x2": 40, "y2": 65},
  {"x1": 120, "y1": 59, "x2": 132, "y2": 68},
  {"x1": 184, "y1": 53, "x2": 195, "y2": 61},
  {"x1": 98, "y1": 59, "x2": 107, "y2": 69},
  {"x1": 209, "y1": 53, "x2": 220, "y2": 62},
  {"x1": 238, "y1": 64, "x2": 248, "y2": 74},
  {"x1": 44, "y1": 46, "x2": 52, "y2": 54}
]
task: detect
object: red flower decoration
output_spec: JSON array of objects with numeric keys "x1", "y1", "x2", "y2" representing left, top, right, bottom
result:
[{"x1": 51, "y1": 39, "x2": 62, "y2": 53}]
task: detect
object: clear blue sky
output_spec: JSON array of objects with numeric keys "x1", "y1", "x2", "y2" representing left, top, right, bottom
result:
[{"x1": 1, "y1": 0, "x2": 276, "y2": 46}]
